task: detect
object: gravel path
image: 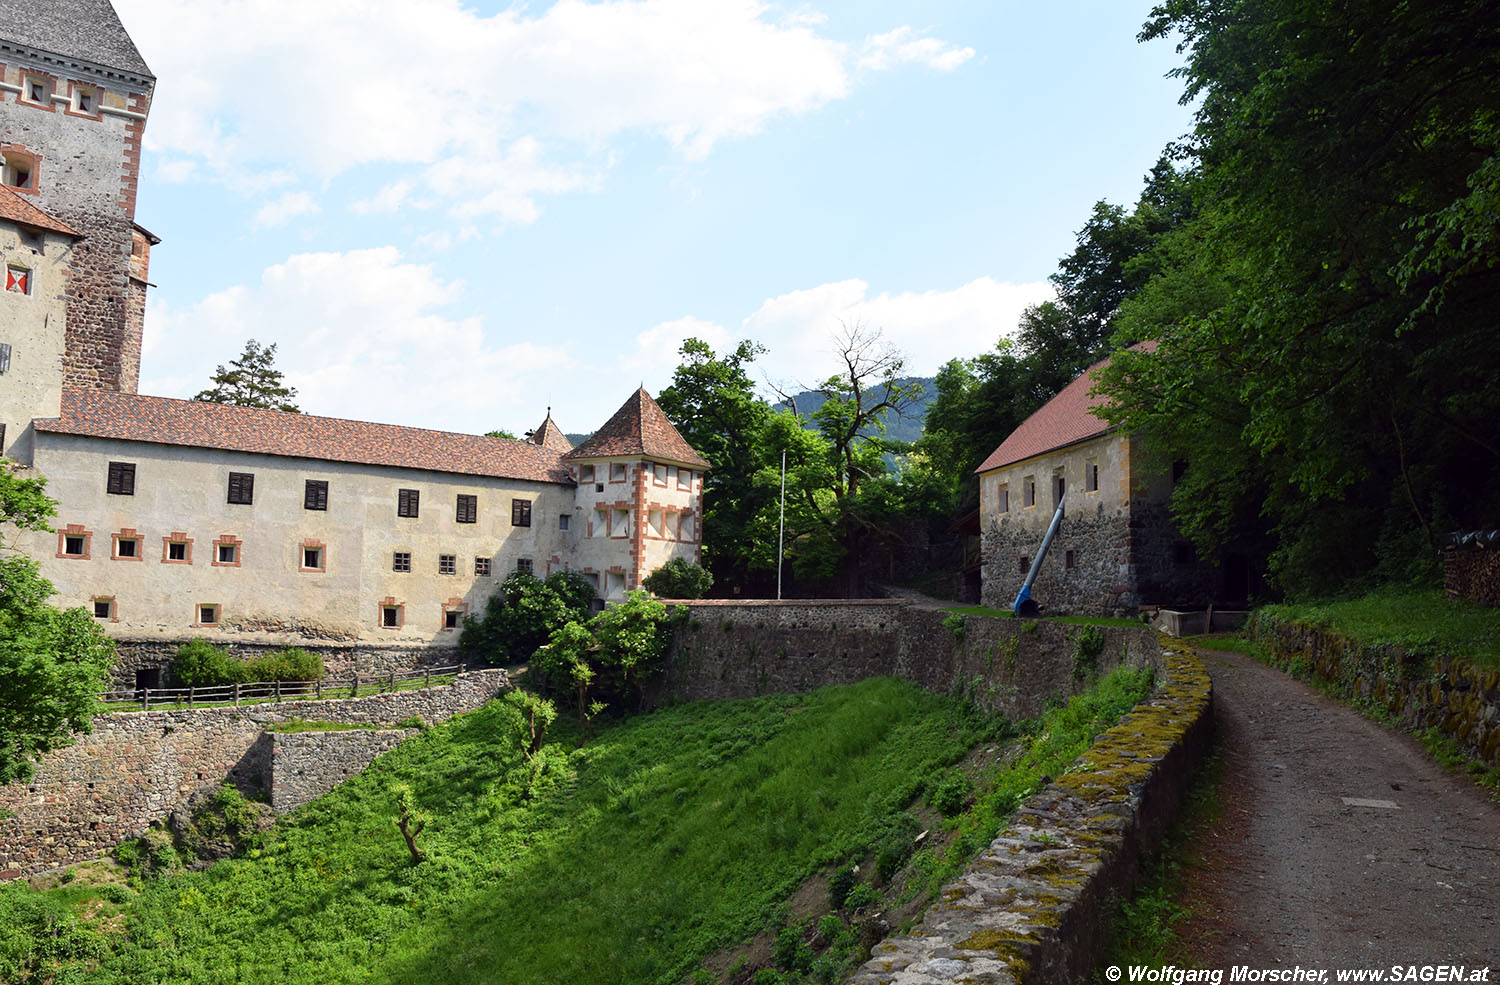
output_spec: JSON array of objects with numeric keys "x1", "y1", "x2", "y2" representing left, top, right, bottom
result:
[{"x1": 1187, "y1": 648, "x2": 1500, "y2": 970}]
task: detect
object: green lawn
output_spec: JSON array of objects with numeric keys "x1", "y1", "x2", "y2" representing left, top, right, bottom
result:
[
  {"x1": 942, "y1": 604, "x2": 1014, "y2": 618},
  {"x1": 1257, "y1": 588, "x2": 1500, "y2": 670}
]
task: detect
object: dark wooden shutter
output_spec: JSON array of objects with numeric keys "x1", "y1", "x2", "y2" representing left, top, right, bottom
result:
[
  {"x1": 398, "y1": 488, "x2": 419, "y2": 517},
  {"x1": 107, "y1": 461, "x2": 136, "y2": 495},
  {"x1": 456, "y1": 494, "x2": 477, "y2": 524},
  {"x1": 511, "y1": 499, "x2": 532, "y2": 527},
  {"x1": 228, "y1": 472, "x2": 254, "y2": 504},
  {"x1": 305, "y1": 480, "x2": 328, "y2": 511}
]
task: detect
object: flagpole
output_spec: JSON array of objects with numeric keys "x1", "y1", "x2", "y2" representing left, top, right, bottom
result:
[{"x1": 777, "y1": 449, "x2": 786, "y2": 601}]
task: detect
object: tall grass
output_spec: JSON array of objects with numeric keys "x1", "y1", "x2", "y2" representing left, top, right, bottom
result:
[{"x1": 1258, "y1": 588, "x2": 1500, "y2": 669}]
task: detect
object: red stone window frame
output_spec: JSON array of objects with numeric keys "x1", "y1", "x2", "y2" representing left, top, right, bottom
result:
[
  {"x1": 578, "y1": 464, "x2": 595, "y2": 483},
  {"x1": 64, "y1": 81, "x2": 101, "y2": 120},
  {"x1": 20, "y1": 74, "x2": 57, "y2": 111},
  {"x1": 195, "y1": 603, "x2": 221, "y2": 627},
  {"x1": 212, "y1": 534, "x2": 242, "y2": 568},
  {"x1": 652, "y1": 462, "x2": 668, "y2": 487},
  {"x1": 111, "y1": 528, "x2": 143, "y2": 561},
  {"x1": 0, "y1": 144, "x2": 40, "y2": 195},
  {"x1": 92, "y1": 596, "x2": 117, "y2": 622},
  {"x1": 609, "y1": 462, "x2": 627, "y2": 483},
  {"x1": 57, "y1": 523, "x2": 92, "y2": 559},
  {"x1": 678, "y1": 468, "x2": 693, "y2": 490},
  {"x1": 441, "y1": 597, "x2": 466, "y2": 632},
  {"x1": 609, "y1": 507, "x2": 630, "y2": 539},
  {"x1": 378, "y1": 597, "x2": 405, "y2": 630},
  {"x1": 299, "y1": 538, "x2": 327, "y2": 573},
  {"x1": 161, "y1": 532, "x2": 194, "y2": 564}
]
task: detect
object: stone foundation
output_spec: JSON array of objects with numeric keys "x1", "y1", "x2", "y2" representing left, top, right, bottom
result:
[{"x1": 110, "y1": 638, "x2": 465, "y2": 689}]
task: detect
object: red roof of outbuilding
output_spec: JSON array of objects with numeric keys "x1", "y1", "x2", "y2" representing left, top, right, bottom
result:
[
  {"x1": 0, "y1": 186, "x2": 78, "y2": 238},
  {"x1": 975, "y1": 342, "x2": 1157, "y2": 473},
  {"x1": 562, "y1": 387, "x2": 709, "y2": 469},
  {"x1": 35, "y1": 389, "x2": 575, "y2": 484}
]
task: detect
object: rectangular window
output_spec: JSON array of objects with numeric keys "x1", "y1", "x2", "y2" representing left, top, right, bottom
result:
[
  {"x1": 397, "y1": 488, "x2": 419, "y2": 518},
  {"x1": 678, "y1": 468, "x2": 692, "y2": 490},
  {"x1": 64, "y1": 534, "x2": 86, "y2": 556},
  {"x1": 227, "y1": 472, "x2": 255, "y2": 505},
  {"x1": 302, "y1": 547, "x2": 323, "y2": 570},
  {"x1": 516, "y1": 558, "x2": 533, "y2": 575},
  {"x1": 474, "y1": 556, "x2": 491, "y2": 576},
  {"x1": 115, "y1": 537, "x2": 139, "y2": 559},
  {"x1": 93, "y1": 599, "x2": 113, "y2": 619},
  {"x1": 198, "y1": 604, "x2": 219, "y2": 626},
  {"x1": 456, "y1": 494, "x2": 478, "y2": 524},
  {"x1": 997, "y1": 483, "x2": 1010, "y2": 514},
  {"x1": 6, "y1": 265, "x2": 31, "y2": 295},
  {"x1": 1064, "y1": 549, "x2": 1076, "y2": 569},
  {"x1": 611, "y1": 508, "x2": 629, "y2": 538},
  {"x1": 1053, "y1": 471, "x2": 1065, "y2": 506},
  {"x1": 304, "y1": 479, "x2": 328, "y2": 511},
  {"x1": 444, "y1": 610, "x2": 460, "y2": 630},
  {"x1": 438, "y1": 554, "x2": 456, "y2": 575},
  {"x1": 610, "y1": 462, "x2": 627, "y2": 482},
  {"x1": 217, "y1": 544, "x2": 238, "y2": 564},
  {"x1": 25, "y1": 78, "x2": 48, "y2": 103},
  {"x1": 1085, "y1": 460, "x2": 1099, "y2": 493},
  {"x1": 653, "y1": 463, "x2": 668, "y2": 486},
  {"x1": 107, "y1": 461, "x2": 136, "y2": 496},
  {"x1": 74, "y1": 87, "x2": 95, "y2": 114},
  {"x1": 1023, "y1": 476, "x2": 1035, "y2": 508},
  {"x1": 382, "y1": 606, "x2": 400, "y2": 628},
  {"x1": 648, "y1": 508, "x2": 664, "y2": 536},
  {"x1": 167, "y1": 541, "x2": 188, "y2": 562},
  {"x1": 578, "y1": 464, "x2": 595, "y2": 483},
  {"x1": 1018, "y1": 555, "x2": 1030, "y2": 574},
  {"x1": 511, "y1": 499, "x2": 532, "y2": 527},
  {"x1": 393, "y1": 551, "x2": 411, "y2": 572},
  {"x1": 558, "y1": 514, "x2": 570, "y2": 531}
]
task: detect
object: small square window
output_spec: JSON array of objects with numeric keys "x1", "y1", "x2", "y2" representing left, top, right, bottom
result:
[
  {"x1": 304, "y1": 479, "x2": 328, "y2": 511},
  {"x1": 610, "y1": 462, "x2": 627, "y2": 482},
  {"x1": 93, "y1": 599, "x2": 113, "y2": 619},
  {"x1": 444, "y1": 610, "x2": 460, "y2": 630},
  {"x1": 578, "y1": 464, "x2": 595, "y2": 483},
  {"x1": 516, "y1": 558, "x2": 534, "y2": 575},
  {"x1": 595, "y1": 483, "x2": 604, "y2": 493},
  {"x1": 474, "y1": 556, "x2": 491, "y2": 577},
  {"x1": 218, "y1": 544, "x2": 238, "y2": 564},
  {"x1": 198, "y1": 604, "x2": 219, "y2": 625},
  {"x1": 438, "y1": 554, "x2": 456, "y2": 575},
  {"x1": 116, "y1": 538, "x2": 138, "y2": 559},
  {"x1": 64, "y1": 535, "x2": 86, "y2": 556},
  {"x1": 397, "y1": 488, "x2": 420, "y2": 518},
  {"x1": 511, "y1": 499, "x2": 532, "y2": 527},
  {"x1": 559, "y1": 514, "x2": 570, "y2": 531},
  {"x1": 303, "y1": 547, "x2": 323, "y2": 570},
  {"x1": 382, "y1": 606, "x2": 400, "y2": 628},
  {"x1": 227, "y1": 472, "x2": 255, "y2": 505},
  {"x1": 26, "y1": 79, "x2": 48, "y2": 103},
  {"x1": 73, "y1": 87, "x2": 96, "y2": 114},
  {"x1": 107, "y1": 461, "x2": 136, "y2": 496},
  {"x1": 167, "y1": 541, "x2": 188, "y2": 561},
  {"x1": 393, "y1": 551, "x2": 411, "y2": 572},
  {"x1": 456, "y1": 494, "x2": 477, "y2": 524}
]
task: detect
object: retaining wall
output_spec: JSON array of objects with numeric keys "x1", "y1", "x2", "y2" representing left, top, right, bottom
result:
[
  {"x1": 658, "y1": 600, "x2": 1158, "y2": 720},
  {"x1": 849, "y1": 638, "x2": 1213, "y2": 985},
  {"x1": 268, "y1": 729, "x2": 414, "y2": 813},
  {"x1": 1248, "y1": 614, "x2": 1500, "y2": 768},
  {"x1": 0, "y1": 669, "x2": 508, "y2": 878},
  {"x1": 111, "y1": 639, "x2": 460, "y2": 689}
]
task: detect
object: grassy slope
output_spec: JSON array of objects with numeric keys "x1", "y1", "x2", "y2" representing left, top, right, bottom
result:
[
  {"x1": 50, "y1": 679, "x2": 992, "y2": 985},
  {"x1": 1258, "y1": 588, "x2": 1500, "y2": 670}
]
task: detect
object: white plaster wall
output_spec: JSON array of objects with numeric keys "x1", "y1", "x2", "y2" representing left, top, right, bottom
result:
[
  {"x1": 567, "y1": 456, "x2": 702, "y2": 599},
  {"x1": 978, "y1": 433, "x2": 1133, "y2": 537},
  {"x1": 23, "y1": 434, "x2": 578, "y2": 645},
  {"x1": 0, "y1": 224, "x2": 70, "y2": 463}
]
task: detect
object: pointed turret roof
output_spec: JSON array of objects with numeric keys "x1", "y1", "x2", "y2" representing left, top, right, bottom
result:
[
  {"x1": 527, "y1": 409, "x2": 573, "y2": 452},
  {"x1": 0, "y1": 0, "x2": 154, "y2": 79},
  {"x1": 563, "y1": 387, "x2": 709, "y2": 469}
]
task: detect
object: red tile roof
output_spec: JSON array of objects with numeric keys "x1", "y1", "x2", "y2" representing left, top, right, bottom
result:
[
  {"x1": 975, "y1": 342, "x2": 1158, "y2": 473},
  {"x1": 563, "y1": 387, "x2": 709, "y2": 469},
  {"x1": 0, "y1": 186, "x2": 78, "y2": 238},
  {"x1": 36, "y1": 390, "x2": 576, "y2": 485},
  {"x1": 527, "y1": 411, "x2": 573, "y2": 452}
]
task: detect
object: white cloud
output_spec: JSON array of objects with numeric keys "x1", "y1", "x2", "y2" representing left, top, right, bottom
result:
[
  {"x1": 858, "y1": 27, "x2": 975, "y2": 72},
  {"x1": 742, "y1": 276, "x2": 1054, "y2": 386},
  {"x1": 350, "y1": 182, "x2": 415, "y2": 216},
  {"x1": 118, "y1": 0, "x2": 971, "y2": 223},
  {"x1": 252, "y1": 191, "x2": 321, "y2": 228},
  {"x1": 142, "y1": 248, "x2": 575, "y2": 433},
  {"x1": 625, "y1": 316, "x2": 732, "y2": 377}
]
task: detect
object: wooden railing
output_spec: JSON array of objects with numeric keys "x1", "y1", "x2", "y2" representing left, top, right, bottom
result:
[{"x1": 98, "y1": 665, "x2": 464, "y2": 712}]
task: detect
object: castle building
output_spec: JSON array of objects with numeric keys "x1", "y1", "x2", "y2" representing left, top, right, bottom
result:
[
  {"x1": 974, "y1": 346, "x2": 1230, "y2": 615},
  {"x1": 0, "y1": 2, "x2": 706, "y2": 681}
]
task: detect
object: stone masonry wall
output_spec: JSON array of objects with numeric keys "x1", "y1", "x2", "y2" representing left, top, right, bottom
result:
[
  {"x1": 656, "y1": 600, "x2": 1159, "y2": 721},
  {"x1": 981, "y1": 503, "x2": 1134, "y2": 616},
  {"x1": 110, "y1": 638, "x2": 463, "y2": 689},
  {"x1": 1248, "y1": 614, "x2": 1500, "y2": 768},
  {"x1": 268, "y1": 729, "x2": 413, "y2": 813},
  {"x1": 0, "y1": 669, "x2": 508, "y2": 878}
]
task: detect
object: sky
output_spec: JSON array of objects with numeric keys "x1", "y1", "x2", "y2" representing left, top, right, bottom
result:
[{"x1": 114, "y1": 0, "x2": 1196, "y2": 438}]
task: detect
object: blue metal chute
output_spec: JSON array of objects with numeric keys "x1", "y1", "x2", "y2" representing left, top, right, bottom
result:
[{"x1": 1014, "y1": 498, "x2": 1065, "y2": 617}]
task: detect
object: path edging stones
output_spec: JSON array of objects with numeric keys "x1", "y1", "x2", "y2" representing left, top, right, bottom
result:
[{"x1": 848, "y1": 637, "x2": 1213, "y2": 985}]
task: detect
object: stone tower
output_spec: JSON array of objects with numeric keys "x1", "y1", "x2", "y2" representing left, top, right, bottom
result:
[{"x1": 0, "y1": 0, "x2": 155, "y2": 393}]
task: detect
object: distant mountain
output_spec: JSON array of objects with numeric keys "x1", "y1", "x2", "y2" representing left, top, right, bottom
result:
[
  {"x1": 771, "y1": 376, "x2": 935, "y2": 445},
  {"x1": 565, "y1": 433, "x2": 592, "y2": 446}
]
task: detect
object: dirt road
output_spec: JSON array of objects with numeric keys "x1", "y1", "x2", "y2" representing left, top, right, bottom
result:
[{"x1": 1185, "y1": 648, "x2": 1499, "y2": 970}]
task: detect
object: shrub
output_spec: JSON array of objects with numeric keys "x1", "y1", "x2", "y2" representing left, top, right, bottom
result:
[
  {"x1": 873, "y1": 813, "x2": 922, "y2": 883},
  {"x1": 772, "y1": 924, "x2": 812, "y2": 973},
  {"x1": 459, "y1": 571, "x2": 596, "y2": 666},
  {"x1": 170, "y1": 639, "x2": 245, "y2": 688},
  {"x1": 827, "y1": 863, "x2": 857, "y2": 910},
  {"x1": 942, "y1": 612, "x2": 966, "y2": 642},
  {"x1": 1072, "y1": 626, "x2": 1106, "y2": 683},
  {"x1": 927, "y1": 771, "x2": 973, "y2": 818},
  {"x1": 246, "y1": 647, "x2": 324, "y2": 683},
  {"x1": 844, "y1": 884, "x2": 879, "y2": 910},
  {"x1": 642, "y1": 558, "x2": 714, "y2": 599}
]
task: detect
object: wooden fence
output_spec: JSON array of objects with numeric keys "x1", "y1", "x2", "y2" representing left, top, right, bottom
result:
[{"x1": 98, "y1": 665, "x2": 464, "y2": 712}]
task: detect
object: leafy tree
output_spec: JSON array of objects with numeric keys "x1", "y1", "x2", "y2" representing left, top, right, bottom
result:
[
  {"x1": 642, "y1": 558, "x2": 714, "y2": 599},
  {"x1": 485, "y1": 429, "x2": 517, "y2": 439},
  {"x1": 590, "y1": 591, "x2": 676, "y2": 707},
  {"x1": 193, "y1": 339, "x2": 300, "y2": 412},
  {"x1": 458, "y1": 571, "x2": 595, "y2": 666},
  {"x1": 0, "y1": 466, "x2": 115, "y2": 785}
]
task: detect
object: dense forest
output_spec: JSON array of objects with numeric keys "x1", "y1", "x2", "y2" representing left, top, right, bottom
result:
[{"x1": 661, "y1": 0, "x2": 1500, "y2": 603}]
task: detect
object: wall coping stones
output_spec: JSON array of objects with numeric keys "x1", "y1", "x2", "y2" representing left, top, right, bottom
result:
[{"x1": 848, "y1": 637, "x2": 1213, "y2": 985}]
